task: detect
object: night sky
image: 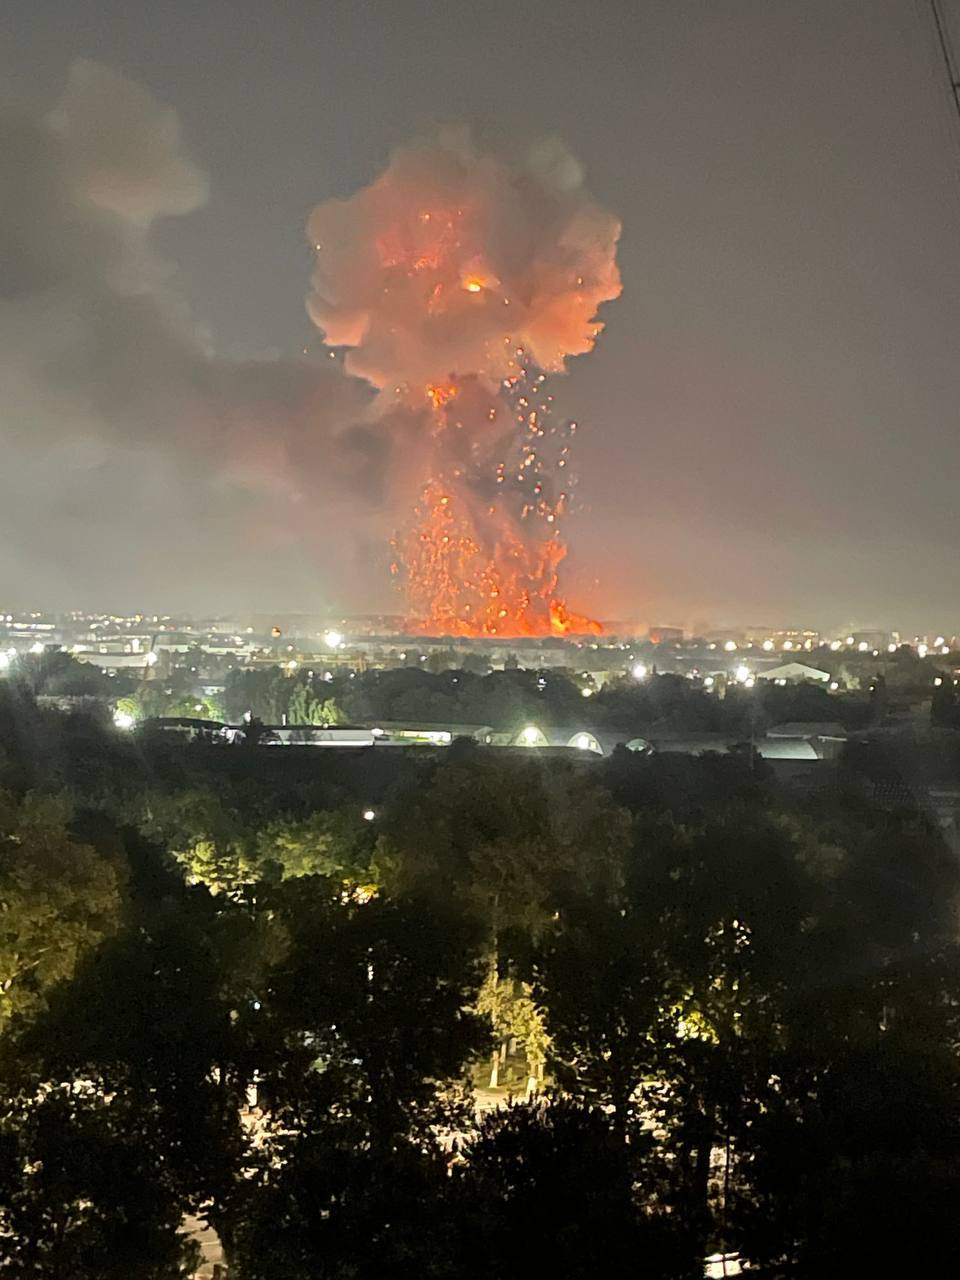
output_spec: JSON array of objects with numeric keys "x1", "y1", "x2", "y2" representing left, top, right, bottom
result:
[{"x1": 3, "y1": 0, "x2": 960, "y2": 632}]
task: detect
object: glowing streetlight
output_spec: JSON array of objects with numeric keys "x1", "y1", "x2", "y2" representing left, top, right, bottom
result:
[
  {"x1": 631, "y1": 662, "x2": 648, "y2": 680},
  {"x1": 734, "y1": 665, "x2": 750, "y2": 684},
  {"x1": 520, "y1": 726, "x2": 541, "y2": 746},
  {"x1": 362, "y1": 808, "x2": 376, "y2": 821},
  {"x1": 113, "y1": 709, "x2": 135, "y2": 731},
  {"x1": 324, "y1": 630, "x2": 343, "y2": 650}
]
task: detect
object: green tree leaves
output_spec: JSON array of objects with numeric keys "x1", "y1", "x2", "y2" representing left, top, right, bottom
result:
[{"x1": 0, "y1": 790, "x2": 123, "y2": 1029}]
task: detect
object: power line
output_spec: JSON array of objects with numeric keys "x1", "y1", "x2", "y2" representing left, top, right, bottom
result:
[{"x1": 930, "y1": 0, "x2": 960, "y2": 127}]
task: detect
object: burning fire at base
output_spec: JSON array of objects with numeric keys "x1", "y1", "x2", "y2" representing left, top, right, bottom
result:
[
  {"x1": 306, "y1": 131, "x2": 621, "y2": 636},
  {"x1": 397, "y1": 371, "x2": 604, "y2": 637}
]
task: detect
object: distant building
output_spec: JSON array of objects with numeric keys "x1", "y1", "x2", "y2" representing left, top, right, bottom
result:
[
  {"x1": 647, "y1": 626, "x2": 684, "y2": 645},
  {"x1": 261, "y1": 725, "x2": 377, "y2": 747},
  {"x1": 75, "y1": 651, "x2": 153, "y2": 671},
  {"x1": 365, "y1": 721, "x2": 493, "y2": 745},
  {"x1": 755, "y1": 662, "x2": 831, "y2": 685},
  {"x1": 506, "y1": 725, "x2": 648, "y2": 756},
  {"x1": 652, "y1": 733, "x2": 820, "y2": 762},
  {"x1": 767, "y1": 721, "x2": 847, "y2": 760}
]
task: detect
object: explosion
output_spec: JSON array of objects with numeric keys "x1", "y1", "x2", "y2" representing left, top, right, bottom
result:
[{"x1": 307, "y1": 131, "x2": 621, "y2": 635}]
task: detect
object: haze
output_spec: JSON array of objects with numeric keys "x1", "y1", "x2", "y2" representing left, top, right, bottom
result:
[{"x1": 2, "y1": 0, "x2": 959, "y2": 634}]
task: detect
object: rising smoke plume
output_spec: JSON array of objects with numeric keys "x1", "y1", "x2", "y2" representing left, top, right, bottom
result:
[
  {"x1": 306, "y1": 129, "x2": 621, "y2": 635},
  {"x1": 0, "y1": 65, "x2": 621, "y2": 627},
  {"x1": 0, "y1": 61, "x2": 380, "y2": 611}
]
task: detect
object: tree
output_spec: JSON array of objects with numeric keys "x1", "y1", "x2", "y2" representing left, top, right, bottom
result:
[
  {"x1": 228, "y1": 880, "x2": 486, "y2": 1277},
  {"x1": 0, "y1": 1083, "x2": 200, "y2": 1279},
  {"x1": 229, "y1": 1128, "x2": 457, "y2": 1280},
  {"x1": 222, "y1": 667, "x2": 291, "y2": 723},
  {"x1": 931, "y1": 672, "x2": 958, "y2": 727},
  {"x1": 424, "y1": 647, "x2": 460, "y2": 674},
  {"x1": 4, "y1": 854, "x2": 262, "y2": 1260},
  {"x1": 252, "y1": 880, "x2": 486, "y2": 1142},
  {"x1": 256, "y1": 808, "x2": 377, "y2": 888},
  {"x1": 732, "y1": 1027, "x2": 960, "y2": 1275},
  {"x1": 377, "y1": 750, "x2": 627, "y2": 1089},
  {"x1": 287, "y1": 682, "x2": 342, "y2": 726},
  {"x1": 532, "y1": 819, "x2": 683, "y2": 1138},
  {"x1": 6, "y1": 649, "x2": 130, "y2": 700},
  {"x1": 0, "y1": 790, "x2": 124, "y2": 1029},
  {"x1": 454, "y1": 1098, "x2": 698, "y2": 1280},
  {"x1": 476, "y1": 968, "x2": 550, "y2": 1095}
]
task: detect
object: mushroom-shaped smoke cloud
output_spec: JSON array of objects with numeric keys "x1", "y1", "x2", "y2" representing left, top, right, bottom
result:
[{"x1": 305, "y1": 130, "x2": 622, "y2": 635}]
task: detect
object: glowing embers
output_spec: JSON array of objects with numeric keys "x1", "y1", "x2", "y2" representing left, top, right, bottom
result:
[
  {"x1": 396, "y1": 368, "x2": 602, "y2": 638},
  {"x1": 426, "y1": 383, "x2": 459, "y2": 410},
  {"x1": 402, "y1": 475, "x2": 596, "y2": 638}
]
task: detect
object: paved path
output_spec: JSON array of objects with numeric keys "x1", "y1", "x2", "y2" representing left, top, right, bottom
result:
[{"x1": 182, "y1": 1215, "x2": 224, "y2": 1278}]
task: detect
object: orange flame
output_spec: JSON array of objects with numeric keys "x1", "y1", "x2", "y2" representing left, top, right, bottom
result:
[
  {"x1": 400, "y1": 398, "x2": 602, "y2": 638},
  {"x1": 426, "y1": 383, "x2": 459, "y2": 410}
]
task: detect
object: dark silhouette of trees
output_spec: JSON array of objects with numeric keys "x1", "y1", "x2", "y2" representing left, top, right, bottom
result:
[
  {"x1": 452, "y1": 1097, "x2": 699, "y2": 1280},
  {"x1": 0, "y1": 691, "x2": 958, "y2": 1274}
]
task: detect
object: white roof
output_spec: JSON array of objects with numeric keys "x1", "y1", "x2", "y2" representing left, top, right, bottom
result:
[{"x1": 756, "y1": 662, "x2": 830, "y2": 682}]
